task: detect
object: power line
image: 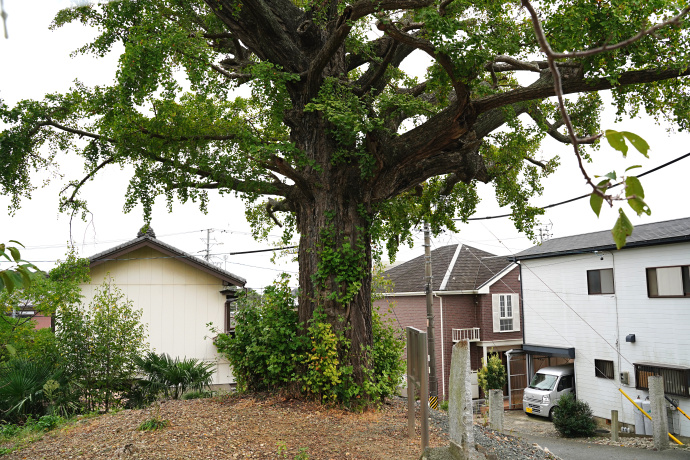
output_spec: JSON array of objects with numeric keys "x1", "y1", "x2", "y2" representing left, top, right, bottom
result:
[{"x1": 456, "y1": 150, "x2": 690, "y2": 222}]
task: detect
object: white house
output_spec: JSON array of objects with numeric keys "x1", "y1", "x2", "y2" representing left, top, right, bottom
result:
[
  {"x1": 514, "y1": 217, "x2": 690, "y2": 436},
  {"x1": 80, "y1": 227, "x2": 246, "y2": 386}
]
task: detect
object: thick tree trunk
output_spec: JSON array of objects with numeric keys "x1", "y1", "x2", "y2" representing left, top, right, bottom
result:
[{"x1": 295, "y1": 172, "x2": 374, "y2": 388}]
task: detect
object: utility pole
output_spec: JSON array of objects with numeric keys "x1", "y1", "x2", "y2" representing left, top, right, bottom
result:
[
  {"x1": 424, "y1": 222, "x2": 438, "y2": 398},
  {"x1": 200, "y1": 229, "x2": 223, "y2": 263},
  {"x1": 205, "y1": 229, "x2": 211, "y2": 261}
]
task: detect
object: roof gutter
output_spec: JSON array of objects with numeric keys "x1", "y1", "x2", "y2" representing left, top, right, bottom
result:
[
  {"x1": 512, "y1": 235, "x2": 690, "y2": 261},
  {"x1": 382, "y1": 290, "x2": 478, "y2": 297}
]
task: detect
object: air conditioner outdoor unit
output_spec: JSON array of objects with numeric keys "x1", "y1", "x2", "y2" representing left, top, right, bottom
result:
[{"x1": 620, "y1": 371, "x2": 630, "y2": 385}]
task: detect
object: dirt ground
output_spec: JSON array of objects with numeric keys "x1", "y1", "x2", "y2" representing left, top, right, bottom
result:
[{"x1": 3, "y1": 394, "x2": 447, "y2": 460}]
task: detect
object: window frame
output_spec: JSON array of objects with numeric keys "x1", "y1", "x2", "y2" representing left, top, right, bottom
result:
[
  {"x1": 587, "y1": 268, "x2": 615, "y2": 295},
  {"x1": 634, "y1": 363, "x2": 690, "y2": 397},
  {"x1": 595, "y1": 359, "x2": 615, "y2": 380},
  {"x1": 646, "y1": 265, "x2": 690, "y2": 298},
  {"x1": 499, "y1": 294, "x2": 513, "y2": 332},
  {"x1": 492, "y1": 293, "x2": 520, "y2": 333}
]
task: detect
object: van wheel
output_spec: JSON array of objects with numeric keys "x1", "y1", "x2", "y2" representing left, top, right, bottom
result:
[{"x1": 548, "y1": 407, "x2": 557, "y2": 421}]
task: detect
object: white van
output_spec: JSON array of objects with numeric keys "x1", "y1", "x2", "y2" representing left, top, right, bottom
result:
[{"x1": 522, "y1": 363, "x2": 575, "y2": 419}]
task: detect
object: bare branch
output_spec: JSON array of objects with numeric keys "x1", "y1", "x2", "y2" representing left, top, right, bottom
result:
[
  {"x1": 348, "y1": 0, "x2": 435, "y2": 22},
  {"x1": 210, "y1": 62, "x2": 252, "y2": 81},
  {"x1": 306, "y1": 7, "x2": 353, "y2": 97},
  {"x1": 60, "y1": 156, "x2": 115, "y2": 208},
  {"x1": 488, "y1": 56, "x2": 540, "y2": 72},
  {"x1": 377, "y1": 21, "x2": 469, "y2": 102}
]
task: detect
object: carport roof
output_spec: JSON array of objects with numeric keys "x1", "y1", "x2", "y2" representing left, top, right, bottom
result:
[{"x1": 522, "y1": 344, "x2": 575, "y2": 359}]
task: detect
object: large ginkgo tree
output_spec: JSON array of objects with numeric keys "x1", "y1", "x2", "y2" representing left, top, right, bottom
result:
[{"x1": 1, "y1": 0, "x2": 689, "y2": 389}]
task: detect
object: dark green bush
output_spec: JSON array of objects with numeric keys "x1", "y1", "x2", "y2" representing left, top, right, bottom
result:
[
  {"x1": 552, "y1": 393, "x2": 596, "y2": 437},
  {"x1": 213, "y1": 274, "x2": 405, "y2": 407},
  {"x1": 213, "y1": 276, "x2": 303, "y2": 393}
]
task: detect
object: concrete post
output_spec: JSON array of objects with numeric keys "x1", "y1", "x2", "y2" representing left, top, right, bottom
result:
[
  {"x1": 448, "y1": 339, "x2": 474, "y2": 456},
  {"x1": 488, "y1": 389, "x2": 503, "y2": 432},
  {"x1": 611, "y1": 410, "x2": 619, "y2": 442},
  {"x1": 648, "y1": 376, "x2": 669, "y2": 451}
]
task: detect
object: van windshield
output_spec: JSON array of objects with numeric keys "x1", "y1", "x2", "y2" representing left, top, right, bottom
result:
[{"x1": 529, "y1": 373, "x2": 558, "y2": 390}]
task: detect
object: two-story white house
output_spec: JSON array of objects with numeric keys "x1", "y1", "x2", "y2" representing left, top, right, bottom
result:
[{"x1": 513, "y1": 217, "x2": 690, "y2": 436}]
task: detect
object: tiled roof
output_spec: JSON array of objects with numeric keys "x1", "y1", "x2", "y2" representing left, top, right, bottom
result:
[
  {"x1": 384, "y1": 244, "x2": 513, "y2": 293},
  {"x1": 87, "y1": 234, "x2": 247, "y2": 286},
  {"x1": 513, "y1": 216, "x2": 690, "y2": 260}
]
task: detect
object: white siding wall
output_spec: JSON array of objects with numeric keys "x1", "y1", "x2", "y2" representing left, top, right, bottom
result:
[
  {"x1": 80, "y1": 246, "x2": 233, "y2": 385},
  {"x1": 522, "y1": 243, "x2": 690, "y2": 435}
]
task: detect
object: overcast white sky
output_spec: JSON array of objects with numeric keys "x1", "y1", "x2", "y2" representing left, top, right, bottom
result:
[{"x1": 1, "y1": 1, "x2": 689, "y2": 291}]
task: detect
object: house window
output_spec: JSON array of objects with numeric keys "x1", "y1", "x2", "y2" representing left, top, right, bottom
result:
[
  {"x1": 646, "y1": 266, "x2": 690, "y2": 297},
  {"x1": 492, "y1": 294, "x2": 520, "y2": 333},
  {"x1": 225, "y1": 299, "x2": 238, "y2": 333},
  {"x1": 634, "y1": 363, "x2": 690, "y2": 397},
  {"x1": 587, "y1": 269, "x2": 614, "y2": 294},
  {"x1": 595, "y1": 359, "x2": 615, "y2": 379},
  {"x1": 500, "y1": 295, "x2": 513, "y2": 331}
]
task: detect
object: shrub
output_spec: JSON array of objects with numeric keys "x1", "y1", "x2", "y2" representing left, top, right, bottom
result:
[
  {"x1": 477, "y1": 353, "x2": 506, "y2": 392},
  {"x1": 213, "y1": 275, "x2": 302, "y2": 393},
  {"x1": 35, "y1": 415, "x2": 62, "y2": 431},
  {"x1": 213, "y1": 274, "x2": 405, "y2": 407},
  {"x1": 552, "y1": 393, "x2": 596, "y2": 437},
  {"x1": 134, "y1": 352, "x2": 215, "y2": 400}
]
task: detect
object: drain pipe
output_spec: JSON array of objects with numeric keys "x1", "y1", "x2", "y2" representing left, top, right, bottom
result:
[{"x1": 437, "y1": 293, "x2": 445, "y2": 399}]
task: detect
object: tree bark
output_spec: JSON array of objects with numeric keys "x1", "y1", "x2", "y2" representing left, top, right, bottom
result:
[{"x1": 295, "y1": 185, "x2": 374, "y2": 387}]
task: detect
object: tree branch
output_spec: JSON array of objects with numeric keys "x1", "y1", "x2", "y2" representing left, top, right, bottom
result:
[
  {"x1": 306, "y1": 6, "x2": 353, "y2": 98},
  {"x1": 473, "y1": 66, "x2": 690, "y2": 115},
  {"x1": 60, "y1": 156, "x2": 115, "y2": 208}
]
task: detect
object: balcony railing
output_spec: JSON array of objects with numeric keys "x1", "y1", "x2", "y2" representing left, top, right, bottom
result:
[{"x1": 452, "y1": 327, "x2": 480, "y2": 343}]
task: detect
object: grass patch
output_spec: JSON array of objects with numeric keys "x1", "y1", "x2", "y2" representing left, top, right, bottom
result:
[
  {"x1": 138, "y1": 417, "x2": 170, "y2": 431},
  {"x1": 0, "y1": 415, "x2": 67, "y2": 455},
  {"x1": 181, "y1": 390, "x2": 212, "y2": 400}
]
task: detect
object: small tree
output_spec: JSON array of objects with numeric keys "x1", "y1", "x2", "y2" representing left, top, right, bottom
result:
[
  {"x1": 56, "y1": 278, "x2": 148, "y2": 412},
  {"x1": 552, "y1": 393, "x2": 596, "y2": 437},
  {"x1": 0, "y1": 249, "x2": 88, "y2": 364},
  {"x1": 477, "y1": 353, "x2": 507, "y2": 393}
]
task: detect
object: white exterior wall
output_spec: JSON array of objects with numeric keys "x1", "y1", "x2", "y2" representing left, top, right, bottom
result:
[
  {"x1": 521, "y1": 243, "x2": 690, "y2": 435},
  {"x1": 80, "y1": 246, "x2": 233, "y2": 385}
]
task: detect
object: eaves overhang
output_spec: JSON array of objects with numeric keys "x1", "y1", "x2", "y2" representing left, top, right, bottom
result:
[{"x1": 512, "y1": 235, "x2": 690, "y2": 262}]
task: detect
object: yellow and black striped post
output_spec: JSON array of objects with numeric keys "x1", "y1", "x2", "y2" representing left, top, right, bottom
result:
[{"x1": 429, "y1": 395, "x2": 438, "y2": 410}]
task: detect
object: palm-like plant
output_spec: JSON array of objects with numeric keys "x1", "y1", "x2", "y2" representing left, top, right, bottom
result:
[
  {"x1": 135, "y1": 352, "x2": 214, "y2": 400},
  {"x1": 0, "y1": 359, "x2": 63, "y2": 422}
]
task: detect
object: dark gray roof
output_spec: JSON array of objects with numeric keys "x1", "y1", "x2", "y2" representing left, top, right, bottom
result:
[
  {"x1": 384, "y1": 244, "x2": 514, "y2": 293},
  {"x1": 87, "y1": 234, "x2": 246, "y2": 286},
  {"x1": 513, "y1": 216, "x2": 690, "y2": 260}
]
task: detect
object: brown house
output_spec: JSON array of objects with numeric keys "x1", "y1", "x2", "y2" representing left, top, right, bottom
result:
[{"x1": 375, "y1": 244, "x2": 522, "y2": 401}]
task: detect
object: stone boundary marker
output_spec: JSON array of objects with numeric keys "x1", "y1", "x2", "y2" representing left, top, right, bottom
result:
[
  {"x1": 421, "y1": 340, "x2": 487, "y2": 460},
  {"x1": 407, "y1": 327, "x2": 430, "y2": 451}
]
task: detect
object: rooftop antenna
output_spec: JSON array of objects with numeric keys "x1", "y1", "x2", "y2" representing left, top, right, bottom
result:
[{"x1": 537, "y1": 220, "x2": 553, "y2": 244}]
